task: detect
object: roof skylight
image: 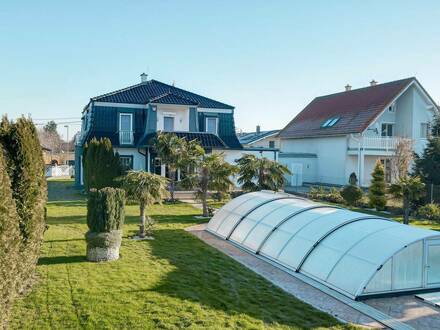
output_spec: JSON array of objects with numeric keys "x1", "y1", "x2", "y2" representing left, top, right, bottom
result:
[{"x1": 321, "y1": 117, "x2": 340, "y2": 128}]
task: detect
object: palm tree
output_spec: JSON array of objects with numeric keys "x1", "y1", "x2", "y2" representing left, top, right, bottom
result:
[
  {"x1": 236, "y1": 154, "x2": 291, "y2": 192},
  {"x1": 122, "y1": 171, "x2": 169, "y2": 238},
  {"x1": 154, "y1": 132, "x2": 204, "y2": 201},
  {"x1": 183, "y1": 153, "x2": 237, "y2": 217}
]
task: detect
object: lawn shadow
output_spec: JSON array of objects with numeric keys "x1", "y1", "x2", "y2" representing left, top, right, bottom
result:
[
  {"x1": 38, "y1": 255, "x2": 87, "y2": 265},
  {"x1": 46, "y1": 215, "x2": 86, "y2": 225},
  {"x1": 147, "y1": 228, "x2": 343, "y2": 329}
]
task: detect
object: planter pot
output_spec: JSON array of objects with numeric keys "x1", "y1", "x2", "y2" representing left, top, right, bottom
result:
[{"x1": 85, "y1": 230, "x2": 122, "y2": 262}]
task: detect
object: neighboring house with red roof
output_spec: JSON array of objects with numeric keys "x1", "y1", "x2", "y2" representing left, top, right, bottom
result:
[{"x1": 278, "y1": 77, "x2": 438, "y2": 187}]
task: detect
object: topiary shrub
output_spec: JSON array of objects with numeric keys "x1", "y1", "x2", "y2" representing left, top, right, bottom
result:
[
  {"x1": 340, "y1": 184, "x2": 363, "y2": 206},
  {"x1": 0, "y1": 117, "x2": 47, "y2": 328},
  {"x1": 368, "y1": 160, "x2": 387, "y2": 210},
  {"x1": 417, "y1": 203, "x2": 440, "y2": 222},
  {"x1": 83, "y1": 138, "x2": 122, "y2": 191},
  {"x1": 86, "y1": 187, "x2": 125, "y2": 262}
]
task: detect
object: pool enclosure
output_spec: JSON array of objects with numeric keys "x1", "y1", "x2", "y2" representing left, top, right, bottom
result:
[{"x1": 207, "y1": 191, "x2": 440, "y2": 299}]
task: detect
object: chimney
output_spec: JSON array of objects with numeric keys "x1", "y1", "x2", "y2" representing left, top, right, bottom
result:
[
  {"x1": 256, "y1": 125, "x2": 261, "y2": 134},
  {"x1": 370, "y1": 79, "x2": 378, "y2": 86},
  {"x1": 345, "y1": 84, "x2": 352, "y2": 91},
  {"x1": 140, "y1": 73, "x2": 148, "y2": 83}
]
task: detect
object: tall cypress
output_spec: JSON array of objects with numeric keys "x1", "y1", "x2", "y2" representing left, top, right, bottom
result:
[
  {"x1": 83, "y1": 137, "x2": 121, "y2": 191},
  {"x1": 368, "y1": 160, "x2": 387, "y2": 210}
]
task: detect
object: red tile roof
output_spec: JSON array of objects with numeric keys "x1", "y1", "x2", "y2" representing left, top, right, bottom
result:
[{"x1": 279, "y1": 77, "x2": 415, "y2": 138}]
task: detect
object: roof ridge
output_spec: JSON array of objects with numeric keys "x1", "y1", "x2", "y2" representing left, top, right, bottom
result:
[
  {"x1": 315, "y1": 77, "x2": 415, "y2": 100},
  {"x1": 91, "y1": 80, "x2": 151, "y2": 102}
]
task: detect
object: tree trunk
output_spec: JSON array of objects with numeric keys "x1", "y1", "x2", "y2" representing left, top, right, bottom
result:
[
  {"x1": 403, "y1": 196, "x2": 410, "y2": 225},
  {"x1": 170, "y1": 167, "x2": 176, "y2": 202},
  {"x1": 139, "y1": 202, "x2": 146, "y2": 237},
  {"x1": 202, "y1": 189, "x2": 209, "y2": 217}
]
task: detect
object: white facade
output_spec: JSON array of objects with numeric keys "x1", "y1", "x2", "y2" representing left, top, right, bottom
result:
[
  {"x1": 207, "y1": 191, "x2": 440, "y2": 299},
  {"x1": 156, "y1": 104, "x2": 191, "y2": 132},
  {"x1": 114, "y1": 147, "x2": 146, "y2": 171},
  {"x1": 280, "y1": 82, "x2": 438, "y2": 187}
]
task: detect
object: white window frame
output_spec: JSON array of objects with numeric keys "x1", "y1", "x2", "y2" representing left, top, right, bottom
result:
[
  {"x1": 388, "y1": 103, "x2": 396, "y2": 113},
  {"x1": 119, "y1": 113, "x2": 133, "y2": 144},
  {"x1": 381, "y1": 122, "x2": 394, "y2": 137},
  {"x1": 205, "y1": 117, "x2": 218, "y2": 135},
  {"x1": 163, "y1": 115, "x2": 175, "y2": 132}
]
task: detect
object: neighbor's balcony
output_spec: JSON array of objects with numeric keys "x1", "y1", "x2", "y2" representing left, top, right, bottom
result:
[
  {"x1": 119, "y1": 130, "x2": 134, "y2": 145},
  {"x1": 347, "y1": 136, "x2": 413, "y2": 155}
]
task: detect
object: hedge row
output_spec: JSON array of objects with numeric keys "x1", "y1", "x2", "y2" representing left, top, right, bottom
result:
[{"x1": 0, "y1": 117, "x2": 47, "y2": 328}]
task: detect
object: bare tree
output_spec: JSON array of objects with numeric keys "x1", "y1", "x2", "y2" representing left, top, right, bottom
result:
[{"x1": 391, "y1": 138, "x2": 414, "y2": 182}]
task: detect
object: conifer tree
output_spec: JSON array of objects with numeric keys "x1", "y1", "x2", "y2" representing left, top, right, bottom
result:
[
  {"x1": 368, "y1": 160, "x2": 387, "y2": 210},
  {"x1": 413, "y1": 114, "x2": 440, "y2": 184},
  {"x1": 83, "y1": 138, "x2": 122, "y2": 191}
]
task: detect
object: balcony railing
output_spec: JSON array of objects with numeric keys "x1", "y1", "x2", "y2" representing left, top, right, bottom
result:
[
  {"x1": 119, "y1": 131, "x2": 134, "y2": 145},
  {"x1": 348, "y1": 136, "x2": 412, "y2": 152}
]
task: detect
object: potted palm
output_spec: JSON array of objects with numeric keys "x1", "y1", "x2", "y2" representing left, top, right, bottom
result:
[{"x1": 85, "y1": 187, "x2": 125, "y2": 262}]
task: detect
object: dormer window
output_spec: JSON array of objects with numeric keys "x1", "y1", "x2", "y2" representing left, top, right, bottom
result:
[
  {"x1": 321, "y1": 117, "x2": 340, "y2": 128},
  {"x1": 206, "y1": 117, "x2": 218, "y2": 134}
]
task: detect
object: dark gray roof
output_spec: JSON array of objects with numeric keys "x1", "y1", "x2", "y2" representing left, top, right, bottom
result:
[
  {"x1": 92, "y1": 79, "x2": 234, "y2": 109},
  {"x1": 238, "y1": 130, "x2": 280, "y2": 145}
]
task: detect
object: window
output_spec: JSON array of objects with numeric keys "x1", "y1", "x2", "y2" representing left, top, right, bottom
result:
[
  {"x1": 380, "y1": 158, "x2": 392, "y2": 183},
  {"x1": 269, "y1": 140, "x2": 275, "y2": 148},
  {"x1": 321, "y1": 117, "x2": 340, "y2": 128},
  {"x1": 381, "y1": 123, "x2": 394, "y2": 137},
  {"x1": 421, "y1": 123, "x2": 430, "y2": 138},
  {"x1": 119, "y1": 113, "x2": 133, "y2": 144},
  {"x1": 120, "y1": 155, "x2": 133, "y2": 171},
  {"x1": 164, "y1": 116, "x2": 174, "y2": 131},
  {"x1": 388, "y1": 103, "x2": 396, "y2": 113},
  {"x1": 206, "y1": 117, "x2": 218, "y2": 134}
]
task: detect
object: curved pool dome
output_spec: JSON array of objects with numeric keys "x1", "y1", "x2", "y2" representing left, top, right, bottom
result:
[{"x1": 207, "y1": 191, "x2": 440, "y2": 299}]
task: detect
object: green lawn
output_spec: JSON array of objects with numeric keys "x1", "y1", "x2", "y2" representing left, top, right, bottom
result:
[{"x1": 10, "y1": 180, "x2": 354, "y2": 330}]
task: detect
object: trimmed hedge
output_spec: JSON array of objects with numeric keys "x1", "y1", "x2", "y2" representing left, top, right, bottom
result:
[
  {"x1": 87, "y1": 187, "x2": 125, "y2": 233},
  {"x1": 0, "y1": 117, "x2": 47, "y2": 328}
]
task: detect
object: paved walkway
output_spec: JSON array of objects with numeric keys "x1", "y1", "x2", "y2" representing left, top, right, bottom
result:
[{"x1": 186, "y1": 224, "x2": 382, "y2": 328}]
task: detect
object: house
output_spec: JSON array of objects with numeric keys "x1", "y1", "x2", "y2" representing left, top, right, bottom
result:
[
  {"x1": 278, "y1": 77, "x2": 438, "y2": 187},
  {"x1": 238, "y1": 125, "x2": 280, "y2": 150},
  {"x1": 75, "y1": 74, "x2": 254, "y2": 186}
]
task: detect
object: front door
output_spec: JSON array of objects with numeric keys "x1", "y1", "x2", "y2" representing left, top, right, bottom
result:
[
  {"x1": 290, "y1": 163, "x2": 303, "y2": 187},
  {"x1": 426, "y1": 240, "x2": 440, "y2": 286}
]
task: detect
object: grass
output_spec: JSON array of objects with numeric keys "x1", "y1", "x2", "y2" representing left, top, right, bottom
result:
[{"x1": 10, "y1": 180, "x2": 354, "y2": 330}]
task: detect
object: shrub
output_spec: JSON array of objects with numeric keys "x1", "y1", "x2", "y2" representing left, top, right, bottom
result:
[
  {"x1": 340, "y1": 185, "x2": 363, "y2": 206},
  {"x1": 87, "y1": 188, "x2": 125, "y2": 233},
  {"x1": 417, "y1": 203, "x2": 440, "y2": 222},
  {"x1": 83, "y1": 138, "x2": 122, "y2": 191},
  {"x1": 0, "y1": 148, "x2": 21, "y2": 327},
  {"x1": 308, "y1": 186, "x2": 343, "y2": 203},
  {"x1": 368, "y1": 161, "x2": 387, "y2": 210},
  {"x1": 0, "y1": 117, "x2": 47, "y2": 328}
]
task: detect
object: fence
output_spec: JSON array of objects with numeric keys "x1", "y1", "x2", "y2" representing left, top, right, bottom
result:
[{"x1": 45, "y1": 165, "x2": 74, "y2": 178}]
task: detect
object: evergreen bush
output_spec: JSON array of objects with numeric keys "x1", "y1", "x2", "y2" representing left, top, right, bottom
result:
[
  {"x1": 368, "y1": 160, "x2": 387, "y2": 210},
  {"x1": 86, "y1": 187, "x2": 125, "y2": 262},
  {"x1": 83, "y1": 138, "x2": 122, "y2": 191},
  {"x1": 87, "y1": 188, "x2": 125, "y2": 233},
  {"x1": 417, "y1": 203, "x2": 440, "y2": 222},
  {"x1": 340, "y1": 185, "x2": 363, "y2": 206},
  {"x1": 0, "y1": 117, "x2": 47, "y2": 328}
]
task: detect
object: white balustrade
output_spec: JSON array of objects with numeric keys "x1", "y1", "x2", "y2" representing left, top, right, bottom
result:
[{"x1": 119, "y1": 131, "x2": 134, "y2": 144}]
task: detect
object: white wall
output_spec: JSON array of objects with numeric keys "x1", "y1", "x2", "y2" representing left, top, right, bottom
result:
[
  {"x1": 247, "y1": 136, "x2": 280, "y2": 149},
  {"x1": 412, "y1": 87, "x2": 435, "y2": 154},
  {"x1": 280, "y1": 136, "x2": 348, "y2": 185},
  {"x1": 157, "y1": 104, "x2": 190, "y2": 132},
  {"x1": 278, "y1": 156, "x2": 317, "y2": 184},
  {"x1": 114, "y1": 147, "x2": 146, "y2": 170}
]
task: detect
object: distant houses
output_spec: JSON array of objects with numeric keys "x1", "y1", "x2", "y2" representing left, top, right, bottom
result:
[{"x1": 278, "y1": 78, "x2": 438, "y2": 187}]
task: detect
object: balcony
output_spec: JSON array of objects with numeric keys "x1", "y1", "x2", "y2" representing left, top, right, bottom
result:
[
  {"x1": 347, "y1": 136, "x2": 413, "y2": 155},
  {"x1": 119, "y1": 131, "x2": 134, "y2": 145}
]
